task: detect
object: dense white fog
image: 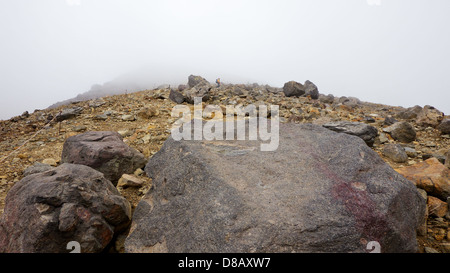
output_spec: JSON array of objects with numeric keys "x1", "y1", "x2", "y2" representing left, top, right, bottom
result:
[{"x1": 1, "y1": 0, "x2": 449, "y2": 120}]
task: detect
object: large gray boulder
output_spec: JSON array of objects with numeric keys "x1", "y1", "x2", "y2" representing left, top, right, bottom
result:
[
  {"x1": 125, "y1": 122, "x2": 425, "y2": 253},
  {"x1": 61, "y1": 131, "x2": 147, "y2": 186},
  {"x1": 0, "y1": 163, "x2": 131, "y2": 253},
  {"x1": 322, "y1": 121, "x2": 378, "y2": 147},
  {"x1": 283, "y1": 81, "x2": 305, "y2": 97}
]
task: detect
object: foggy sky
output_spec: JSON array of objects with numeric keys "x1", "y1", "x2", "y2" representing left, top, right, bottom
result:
[{"x1": 1, "y1": 0, "x2": 449, "y2": 120}]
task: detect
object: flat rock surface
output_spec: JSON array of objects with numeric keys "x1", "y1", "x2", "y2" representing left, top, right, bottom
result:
[{"x1": 125, "y1": 122, "x2": 425, "y2": 253}]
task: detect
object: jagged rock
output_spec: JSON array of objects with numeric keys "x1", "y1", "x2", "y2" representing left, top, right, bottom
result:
[
  {"x1": 282, "y1": 81, "x2": 305, "y2": 97},
  {"x1": 322, "y1": 121, "x2": 378, "y2": 147},
  {"x1": 395, "y1": 158, "x2": 450, "y2": 201},
  {"x1": 55, "y1": 107, "x2": 83, "y2": 122},
  {"x1": 383, "y1": 122, "x2": 416, "y2": 143},
  {"x1": 0, "y1": 163, "x2": 131, "y2": 253},
  {"x1": 416, "y1": 106, "x2": 444, "y2": 128},
  {"x1": 396, "y1": 105, "x2": 423, "y2": 120},
  {"x1": 169, "y1": 89, "x2": 185, "y2": 104},
  {"x1": 73, "y1": 125, "x2": 87, "y2": 132},
  {"x1": 178, "y1": 84, "x2": 187, "y2": 92},
  {"x1": 183, "y1": 86, "x2": 211, "y2": 104},
  {"x1": 427, "y1": 196, "x2": 448, "y2": 218},
  {"x1": 383, "y1": 144, "x2": 408, "y2": 163},
  {"x1": 187, "y1": 75, "x2": 210, "y2": 88},
  {"x1": 118, "y1": 174, "x2": 144, "y2": 188},
  {"x1": 437, "y1": 119, "x2": 450, "y2": 135},
  {"x1": 88, "y1": 99, "x2": 106, "y2": 108},
  {"x1": 304, "y1": 80, "x2": 319, "y2": 99},
  {"x1": 60, "y1": 131, "x2": 147, "y2": 186},
  {"x1": 23, "y1": 162, "x2": 54, "y2": 177},
  {"x1": 125, "y1": 122, "x2": 424, "y2": 253}
]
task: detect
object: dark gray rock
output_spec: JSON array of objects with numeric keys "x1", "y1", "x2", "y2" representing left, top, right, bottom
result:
[
  {"x1": 396, "y1": 105, "x2": 423, "y2": 120},
  {"x1": 304, "y1": 80, "x2": 319, "y2": 99},
  {"x1": 0, "y1": 163, "x2": 131, "y2": 253},
  {"x1": 416, "y1": 106, "x2": 444, "y2": 128},
  {"x1": 55, "y1": 107, "x2": 83, "y2": 122},
  {"x1": 283, "y1": 81, "x2": 305, "y2": 97},
  {"x1": 187, "y1": 75, "x2": 210, "y2": 88},
  {"x1": 339, "y1": 97, "x2": 361, "y2": 108},
  {"x1": 319, "y1": 94, "x2": 335, "y2": 104},
  {"x1": 422, "y1": 154, "x2": 446, "y2": 165},
  {"x1": 437, "y1": 119, "x2": 450, "y2": 135},
  {"x1": 322, "y1": 121, "x2": 378, "y2": 147},
  {"x1": 61, "y1": 131, "x2": 147, "y2": 186},
  {"x1": 383, "y1": 116, "x2": 398, "y2": 126},
  {"x1": 125, "y1": 122, "x2": 424, "y2": 253},
  {"x1": 23, "y1": 162, "x2": 54, "y2": 177},
  {"x1": 169, "y1": 89, "x2": 185, "y2": 104},
  {"x1": 383, "y1": 144, "x2": 408, "y2": 163},
  {"x1": 383, "y1": 122, "x2": 416, "y2": 143},
  {"x1": 183, "y1": 86, "x2": 211, "y2": 104}
]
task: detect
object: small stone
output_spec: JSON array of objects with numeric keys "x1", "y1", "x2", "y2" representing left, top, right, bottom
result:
[
  {"x1": 73, "y1": 125, "x2": 87, "y2": 132},
  {"x1": 428, "y1": 196, "x2": 448, "y2": 218},
  {"x1": 378, "y1": 133, "x2": 389, "y2": 144},
  {"x1": 121, "y1": 115, "x2": 136, "y2": 121},
  {"x1": 383, "y1": 144, "x2": 408, "y2": 163},
  {"x1": 404, "y1": 147, "x2": 417, "y2": 158},
  {"x1": 137, "y1": 107, "x2": 159, "y2": 120},
  {"x1": 117, "y1": 174, "x2": 144, "y2": 188},
  {"x1": 118, "y1": 130, "x2": 133, "y2": 137},
  {"x1": 42, "y1": 158, "x2": 58, "y2": 167},
  {"x1": 434, "y1": 229, "x2": 446, "y2": 241},
  {"x1": 94, "y1": 114, "x2": 108, "y2": 121},
  {"x1": 134, "y1": 168, "x2": 144, "y2": 176},
  {"x1": 142, "y1": 134, "x2": 151, "y2": 144},
  {"x1": 424, "y1": 247, "x2": 440, "y2": 253}
]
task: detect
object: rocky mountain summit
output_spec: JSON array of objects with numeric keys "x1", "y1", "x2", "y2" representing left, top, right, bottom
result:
[{"x1": 0, "y1": 75, "x2": 449, "y2": 253}]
